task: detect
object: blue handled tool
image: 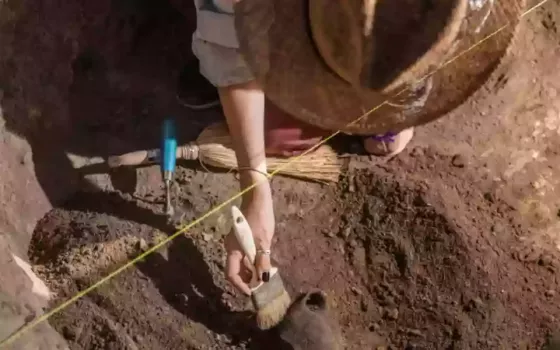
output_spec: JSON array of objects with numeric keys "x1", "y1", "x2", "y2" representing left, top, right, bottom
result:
[{"x1": 161, "y1": 118, "x2": 177, "y2": 217}]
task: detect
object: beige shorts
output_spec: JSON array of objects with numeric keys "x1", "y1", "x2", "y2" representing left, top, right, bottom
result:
[{"x1": 192, "y1": 37, "x2": 255, "y2": 88}]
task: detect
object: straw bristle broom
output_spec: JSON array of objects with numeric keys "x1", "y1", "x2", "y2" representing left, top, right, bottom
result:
[{"x1": 108, "y1": 122, "x2": 342, "y2": 183}]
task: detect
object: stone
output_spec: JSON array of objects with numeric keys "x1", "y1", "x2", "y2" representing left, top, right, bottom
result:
[
  {"x1": 467, "y1": 297, "x2": 485, "y2": 311},
  {"x1": 360, "y1": 299, "x2": 369, "y2": 312},
  {"x1": 137, "y1": 238, "x2": 148, "y2": 252},
  {"x1": 407, "y1": 328, "x2": 424, "y2": 337},
  {"x1": 350, "y1": 287, "x2": 362, "y2": 295},
  {"x1": 451, "y1": 154, "x2": 467, "y2": 168},
  {"x1": 384, "y1": 308, "x2": 399, "y2": 320},
  {"x1": 340, "y1": 227, "x2": 352, "y2": 238},
  {"x1": 62, "y1": 326, "x2": 76, "y2": 340}
]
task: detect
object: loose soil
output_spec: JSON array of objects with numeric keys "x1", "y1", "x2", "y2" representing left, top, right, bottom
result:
[
  {"x1": 2, "y1": 0, "x2": 557, "y2": 348},
  {"x1": 29, "y1": 149, "x2": 560, "y2": 349}
]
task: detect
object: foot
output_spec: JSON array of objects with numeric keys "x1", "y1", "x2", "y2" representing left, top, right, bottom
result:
[
  {"x1": 362, "y1": 127, "x2": 414, "y2": 157},
  {"x1": 176, "y1": 60, "x2": 220, "y2": 110}
]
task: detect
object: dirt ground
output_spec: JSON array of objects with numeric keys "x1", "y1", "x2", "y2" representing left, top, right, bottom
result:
[
  {"x1": 1, "y1": 0, "x2": 556, "y2": 348},
  {"x1": 29, "y1": 151, "x2": 560, "y2": 349}
]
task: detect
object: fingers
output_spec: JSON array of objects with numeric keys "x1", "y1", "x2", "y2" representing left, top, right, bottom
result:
[
  {"x1": 255, "y1": 252, "x2": 272, "y2": 282},
  {"x1": 225, "y1": 234, "x2": 252, "y2": 296},
  {"x1": 226, "y1": 250, "x2": 252, "y2": 296}
]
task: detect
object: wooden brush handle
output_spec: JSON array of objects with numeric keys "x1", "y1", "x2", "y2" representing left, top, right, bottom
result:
[
  {"x1": 231, "y1": 206, "x2": 257, "y2": 264},
  {"x1": 231, "y1": 206, "x2": 278, "y2": 289},
  {"x1": 107, "y1": 145, "x2": 200, "y2": 168},
  {"x1": 107, "y1": 149, "x2": 160, "y2": 168},
  {"x1": 231, "y1": 206, "x2": 262, "y2": 288}
]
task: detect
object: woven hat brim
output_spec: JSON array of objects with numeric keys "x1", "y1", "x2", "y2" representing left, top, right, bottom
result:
[{"x1": 235, "y1": 0, "x2": 525, "y2": 135}]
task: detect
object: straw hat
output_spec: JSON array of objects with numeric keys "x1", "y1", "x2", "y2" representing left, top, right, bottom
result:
[{"x1": 235, "y1": 0, "x2": 524, "y2": 135}]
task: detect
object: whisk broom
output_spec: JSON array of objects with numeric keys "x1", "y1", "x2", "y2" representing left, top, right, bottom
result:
[{"x1": 107, "y1": 122, "x2": 342, "y2": 183}]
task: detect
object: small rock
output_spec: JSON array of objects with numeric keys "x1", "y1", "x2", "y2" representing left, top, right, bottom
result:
[
  {"x1": 177, "y1": 293, "x2": 189, "y2": 304},
  {"x1": 350, "y1": 286, "x2": 362, "y2": 295},
  {"x1": 348, "y1": 176, "x2": 356, "y2": 193},
  {"x1": 349, "y1": 239, "x2": 358, "y2": 248},
  {"x1": 339, "y1": 244, "x2": 346, "y2": 255},
  {"x1": 483, "y1": 192, "x2": 495, "y2": 203},
  {"x1": 384, "y1": 307, "x2": 399, "y2": 320},
  {"x1": 137, "y1": 238, "x2": 148, "y2": 252},
  {"x1": 491, "y1": 223, "x2": 504, "y2": 235},
  {"x1": 132, "y1": 334, "x2": 143, "y2": 342},
  {"x1": 467, "y1": 297, "x2": 484, "y2": 311},
  {"x1": 369, "y1": 322, "x2": 380, "y2": 332},
  {"x1": 410, "y1": 147, "x2": 424, "y2": 158},
  {"x1": 407, "y1": 328, "x2": 424, "y2": 337},
  {"x1": 451, "y1": 154, "x2": 466, "y2": 168},
  {"x1": 360, "y1": 299, "x2": 369, "y2": 312},
  {"x1": 378, "y1": 293, "x2": 396, "y2": 307},
  {"x1": 62, "y1": 326, "x2": 76, "y2": 340},
  {"x1": 539, "y1": 254, "x2": 554, "y2": 267},
  {"x1": 216, "y1": 333, "x2": 230, "y2": 342},
  {"x1": 322, "y1": 228, "x2": 335, "y2": 238},
  {"x1": 202, "y1": 232, "x2": 214, "y2": 242},
  {"x1": 545, "y1": 290, "x2": 556, "y2": 298},
  {"x1": 340, "y1": 227, "x2": 352, "y2": 238}
]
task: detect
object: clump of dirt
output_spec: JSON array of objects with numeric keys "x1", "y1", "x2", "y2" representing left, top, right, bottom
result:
[{"x1": 28, "y1": 152, "x2": 560, "y2": 349}]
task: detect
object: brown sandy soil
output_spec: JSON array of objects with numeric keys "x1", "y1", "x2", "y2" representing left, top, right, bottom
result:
[
  {"x1": 414, "y1": 0, "x2": 560, "y2": 253},
  {"x1": 29, "y1": 152, "x2": 560, "y2": 349},
  {"x1": 0, "y1": 0, "x2": 555, "y2": 348}
]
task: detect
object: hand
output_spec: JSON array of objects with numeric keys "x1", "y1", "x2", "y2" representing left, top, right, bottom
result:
[{"x1": 225, "y1": 173, "x2": 274, "y2": 295}]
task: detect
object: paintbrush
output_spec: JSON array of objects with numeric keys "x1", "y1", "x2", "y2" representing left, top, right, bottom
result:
[{"x1": 231, "y1": 205, "x2": 291, "y2": 330}]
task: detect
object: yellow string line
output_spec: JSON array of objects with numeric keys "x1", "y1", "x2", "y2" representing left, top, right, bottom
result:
[{"x1": 0, "y1": 1, "x2": 548, "y2": 347}]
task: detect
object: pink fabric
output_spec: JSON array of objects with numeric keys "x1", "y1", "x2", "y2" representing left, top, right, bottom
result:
[{"x1": 264, "y1": 99, "x2": 329, "y2": 157}]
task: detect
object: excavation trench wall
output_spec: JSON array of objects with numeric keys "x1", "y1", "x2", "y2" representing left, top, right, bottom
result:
[{"x1": 0, "y1": 0, "x2": 196, "y2": 348}]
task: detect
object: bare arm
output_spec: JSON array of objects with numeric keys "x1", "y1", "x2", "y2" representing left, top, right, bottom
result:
[
  {"x1": 219, "y1": 80, "x2": 274, "y2": 283},
  {"x1": 219, "y1": 80, "x2": 267, "y2": 177}
]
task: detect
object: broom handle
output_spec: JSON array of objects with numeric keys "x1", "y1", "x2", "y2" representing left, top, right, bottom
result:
[{"x1": 107, "y1": 144, "x2": 199, "y2": 168}]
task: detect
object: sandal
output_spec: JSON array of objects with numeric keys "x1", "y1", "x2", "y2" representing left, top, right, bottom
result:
[{"x1": 363, "y1": 127, "x2": 414, "y2": 157}]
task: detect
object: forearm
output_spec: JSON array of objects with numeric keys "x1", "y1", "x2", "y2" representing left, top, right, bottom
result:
[
  {"x1": 218, "y1": 80, "x2": 268, "y2": 188},
  {"x1": 219, "y1": 81, "x2": 274, "y2": 251}
]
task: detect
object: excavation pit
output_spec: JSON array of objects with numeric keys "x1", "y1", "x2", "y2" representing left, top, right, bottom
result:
[
  {"x1": 28, "y1": 161, "x2": 560, "y2": 349},
  {"x1": 0, "y1": 0, "x2": 559, "y2": 348}
]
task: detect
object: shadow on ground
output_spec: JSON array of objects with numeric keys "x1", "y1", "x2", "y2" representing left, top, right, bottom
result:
[{"x1": 0, "y1": 0, "x2": 221, "y2": 204}]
